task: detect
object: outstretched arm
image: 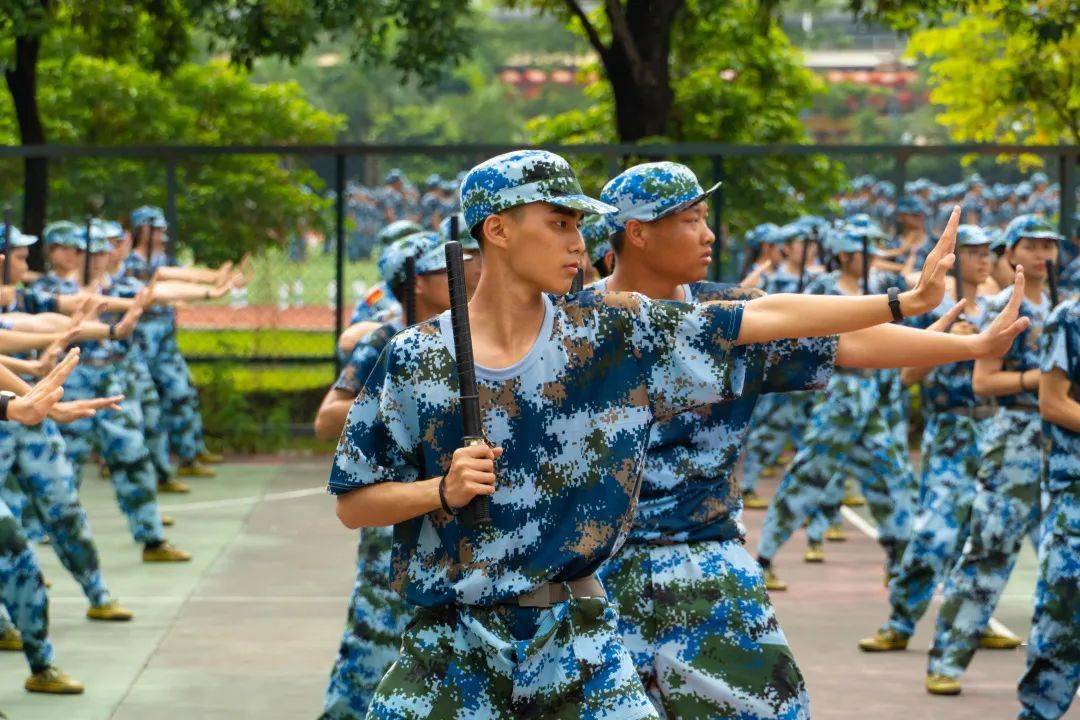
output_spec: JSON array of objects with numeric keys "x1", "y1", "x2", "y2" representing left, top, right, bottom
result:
[
  {"x1": 314, "y1": 388, "x2": 355, "y2": 441},
  {"x1": 737, "y1": 208, "x2": 961, "y2": 346}
]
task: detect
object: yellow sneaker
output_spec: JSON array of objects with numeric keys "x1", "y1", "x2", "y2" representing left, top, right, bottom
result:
[
  {"x1": 0, "y1": 628, "x2": 23, "y2": 652},
  {"x1": 925, "y1": 674, "x2": 961, "y2": 696},
  {"x1": 197, "y1": 450, "x2": 224, "y2": 464},
  {"x1": 803, "y1": 542, "x2": 825, "y2": 563},
  {"x1": 87, "y1": 599, "x2": 134, "y2": 622},
  {"x1": 842, "y1": 490, "x2": 866, "y2": 507},
  {"x1": 142, "y1": 542, "x2": 192, "y2": 563},
  {"x1": 742, "y1": 490, "x2": 769, "y2": 510},
  {"x1": 763, "y1": 567, "x2": 787, "y2": 592},
  {"x1": 760, "y1": 466, "x2": 779, "y2": 479},
  {"x1": 161, "y1": 514, "x2": 175, "y2": 527},
  {"x1": 858, "y1": 628, "x2": 909, "y2": 652},
  {"x1": 43, "y1": 577, "x2": 51, "y2": 588},
  {"x1": 158, "y1": 478, "x2": 191, "y2": 493},
  {"x1": 178, "y1": 462, "x2": 215, "y2": 479},
  {"x1": 25, "y1": 666, "x2": 85, "y2": 695},
  {"x1": 824, "y1": 523, "x2": 847, "y2": 542},
  {"x1": 979, "y1": 628, "x2": 1022, "y2": 650}
]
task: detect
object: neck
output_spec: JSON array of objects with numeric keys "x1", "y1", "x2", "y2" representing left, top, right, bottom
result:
[
  {"x1": 467, "y1": 258, "x2": 546, "y2": 355},
  {"x1": 605, "y1": 255, "x2": 684, "y2": 300},
  {"x1": 1024, "y1": 279, "x2": 1045, "y2": 304},
  {"x1": 413, "y1": 296, "x2": 442, "y2": 325}
]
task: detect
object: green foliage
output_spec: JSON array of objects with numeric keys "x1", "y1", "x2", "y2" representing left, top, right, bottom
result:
[
  {"x1": 0, "y1": 54, "x2": 344, "y2": 261},
  {"x1": 530, "y1": 0, "x2": 846, "y2": 236},
  {"x1": 907, "y1": 0, "x2": 1080, "y2": 148}
]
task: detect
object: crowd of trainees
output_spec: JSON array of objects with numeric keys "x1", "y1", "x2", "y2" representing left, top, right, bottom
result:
[
  {"x1": 313, "y1": 150, "x2": 1076, "y2": 720},
  {"x1": 0, "y1": 206, "x2": 251, "y2": 709}
]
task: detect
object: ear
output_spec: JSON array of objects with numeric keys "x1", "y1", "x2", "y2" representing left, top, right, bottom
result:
[
  {"x1": 624, "y1": 219, "x2": 648, "y2": 250},
  {"x1": 481, "y1": 213, "x2": 512, "y2": 250}
]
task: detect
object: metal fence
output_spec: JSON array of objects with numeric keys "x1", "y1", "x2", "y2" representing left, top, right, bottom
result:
[{"x1": 0, "y1": 142, "x2": 1076, "y2": 393}]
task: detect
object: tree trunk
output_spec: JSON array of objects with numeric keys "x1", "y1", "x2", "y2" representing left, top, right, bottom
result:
[
  {"x1": 4, "y1": 34, "x2": 48, "y2": 271},
  {"x1": 601, "y1": 0, "x2": 682, "y2": 142}
]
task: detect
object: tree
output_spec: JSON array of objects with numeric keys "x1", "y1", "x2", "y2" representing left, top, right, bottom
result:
[
  {"x1": 0, "y1": 55, "x2": 344, "y2": 262},
  {"x1": 1, "y1": 0, "x2": 473, "y2": 266},
  {"x1": 905, "y1": 0, "x2": 1079, "y2": 147},
  {"x1": 530, "y1": 0, "x2": 846, "y2": 244}
]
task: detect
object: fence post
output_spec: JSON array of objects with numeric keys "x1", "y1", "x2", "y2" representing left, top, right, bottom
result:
[
  {"x1": 334, "y1": 153, "x2": 346, "y2": 376},
  {"x1": 892, "y1": 151, "x2": 907, "y2": 203},
  {"x1": 711, "y1": 155, "x2": 725, "y2": 282},
  {"x1": 166, "y1": 158, "x2": 178, "y2": 262},
  {"x1": 1059, "y1": 149, "x2": 1076, "y2": 241}
]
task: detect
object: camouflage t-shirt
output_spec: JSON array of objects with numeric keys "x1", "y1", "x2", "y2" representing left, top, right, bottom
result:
[
  {"x1": 328, "y1": 290, "x2": 747, "y2": 607},
  {"x1": 32, "y1": 272, "x2": 123, "y2": 362},
  {"x1": 332, "y1": 318, "x2": 404, "y2": 396},
  {"x1": 348, "y1": 281, "x2": 402, "y2": 325},
  {"x1": 980, "y1": 286, "x2": 1050, "y2": 408},
  {"x1": 599, "y1": 282, "x2": 838, "y2": 546},
  {"x1": 1040, "y1": 298, "x2": 1080, "y2": 492},
  {"x1": 912, "y1": 296, "x2": 990, "y2": 412}
]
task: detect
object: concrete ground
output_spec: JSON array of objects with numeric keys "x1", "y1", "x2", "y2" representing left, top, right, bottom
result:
[{"x1": 0, "y1": 456, "x2": 1073, "y2": 719}]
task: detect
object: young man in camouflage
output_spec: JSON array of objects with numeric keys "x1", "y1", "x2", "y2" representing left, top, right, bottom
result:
[
  {"x1": 926, "y1": 214, "x2": 1061, "y2": 696},
  {"x1": 1017, "y1": 293, "x2": 1080, "y2": 720},
  {"x1": 584, "y1": 162, "x2": 1029, "y2": 719},
  {"x1": 328, "y1": 149, "x2": 1014, "y2": 719},
  {"x1": 316, "y1": 231, "x2": 480, "y2": 720},
  {"x1": 859, "y1": 225, "x2": 1021, "y2": 653}
]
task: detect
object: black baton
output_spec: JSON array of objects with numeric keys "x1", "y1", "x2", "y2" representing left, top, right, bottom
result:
[
  {"x1": 403, "y1": 255, "x2": 416, "y2": 327},
  {"x1": 445, "y1": 239, "x2": 491, "y2": 527},
  {"x1": 1046, "y1": 259, "x2": 1059, "y2": 307},
  {"x1": 861, "y1": 236, "x2": 870, "y2": 295},
  {"x1": 83, "y1": 215, "x2": 94, "y2": 286}
]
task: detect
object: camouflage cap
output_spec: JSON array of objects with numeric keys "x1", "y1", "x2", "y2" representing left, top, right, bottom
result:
[
  {"x1": 580, "y1": 214, "x2": 613, "y2": 263},
  {"x1": 438, "y1": 214, "x2": 479, "y2": 251},
  {"x1": 599, "y1": 162, "x2": 720, "y2": 234},
  {"x1": 956, "y1": 224, "x2": 991, "y2": 247},
  {"x1": 844, "y1": 213, "x2": 886, "y2": 240},
  {"x1": 744, "y1": 222, "x2": 780, "y2": 249},
  {"x1": 75, "y1": 224, "x2": 112, "y2": 254},
  {"x1": 92, "y1": 218, "x2": 124, "y2": 240},
  {"x1": 377, "y1": 231, "x2": 457, "y2": 287},
  {"x1": 460, "y1": 150, "x2": 615, "y2": 237},
  {"x1": 986, "y1": 227, "x2": 1006, "y2": 253},
  {"x1": 895, "y1": 196, "x2": 926, "y2": 216},
  {"x1": 0, "y1": 223, "x2": 38, "y2": 248},
  {"x1": 828, "y1": 224, "x2": 882, "y2": 255},
  {"x1": 44, "y1": 221, "x2": 82, "y2": 249},
  {"x1": 1030, "y1": 171, "x2": 1048, "y2": 186},
  {"x1": 376, "y1": 220, "x2": 423, "y2": 249},
  {"x1": 130, "y1": 205, "x2": 167, "y2": 229},
  {"x1": 1004, "y1": 214, "x2": 1062, "y2": 249}
]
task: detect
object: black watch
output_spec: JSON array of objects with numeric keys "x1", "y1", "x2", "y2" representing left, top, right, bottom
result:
[
  {"x1": 0, "y1": 391, "x2": 15, "y2": 422},
  {"x1": 887, "y1": 287, "x2": 903, "y2": 323}
]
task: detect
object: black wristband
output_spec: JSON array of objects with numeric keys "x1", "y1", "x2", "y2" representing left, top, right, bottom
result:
[
  {"x1": 0, "y1": 394, "x2": 10, "y2": 422},
  {"x1": 438, "y1": 475, "x2": 460, "y2": 516},
  {"x1": 887, "y1": 286, "x2": 903, "y2": 323}
]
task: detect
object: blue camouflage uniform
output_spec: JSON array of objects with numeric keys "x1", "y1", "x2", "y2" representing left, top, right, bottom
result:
[
  {"x1": 928, "y1": 216, "x2": 1061, "y2": 681},
  {"x1": 47, "y1": 227, "x2": 165, "y2": 545},
  {"x1": 0, "y1": 224, "x2": 112, "y2": 608},
  {"x1": 1017, "y1": 298, "x2": 1080, "y2": 720},
  {"x1": 0, "y1": 495, "x2": 53, "y2": 673},
  {"x1": 589, "y1": 164, "x2": 826, "y2": 718},
  {"x1": 742, "y1": 220, "x2": 824, "y2": 497},
  {"x1": 756, "y1": 227, "x2": 916, "y2": 580},
  {"x1": 347, "y1": 221, "x2": 422, "y2": 326},
  {"x1": 321, "y1": 231, "x2": 451, "y2": 720},
  {"x1": 328, "y1": 151, "x2": 759, "y2": 720},
  {"x1": 881, "y1": 298, "x2": 993, "y2": 637}
]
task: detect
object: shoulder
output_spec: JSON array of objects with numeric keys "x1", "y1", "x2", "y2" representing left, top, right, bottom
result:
[
  {"x1": 1047, "y1": 297, "x2": 1080, "y2": 328},
  {"x1": 987, "y1": 286, "x2": 1014, "y2": 312}
]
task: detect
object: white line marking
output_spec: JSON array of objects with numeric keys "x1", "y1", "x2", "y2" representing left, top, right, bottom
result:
[
  {"x1": 158, "y1": 486, "x2": 326, "y2": 512},
  {"x1": 840, "y1": 506, "x2": 1020, "y2": 640}
]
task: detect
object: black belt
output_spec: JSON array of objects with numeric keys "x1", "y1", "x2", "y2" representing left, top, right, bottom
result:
[
  {"x1": 942, "y1": 406, "x2": 997, "y2": 421},
  {"x1": 1000, "y1": 404, "x2": 1039, "y2": 414},
  {"x1": 513, "y1": 575, "x2": 606, "y2": 608}
]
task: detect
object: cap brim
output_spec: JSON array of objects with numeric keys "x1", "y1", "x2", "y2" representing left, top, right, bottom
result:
[
  {"x1": 654, "y1": 180, "x2": 723, "y2": 222},
  {"x1": 546, "y1": 194, "x2": 618, "y2": 217},
  {"x1": 10, "y1": 236, "x2": 37, "y2": 247}
]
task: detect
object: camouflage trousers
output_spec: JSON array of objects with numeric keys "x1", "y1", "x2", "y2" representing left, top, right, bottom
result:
[
  {"x1": 138, "y1": 320, "x2": 206, "y2": 463},
  {"x1": 741, "y1": 392, "x2": 814, "y2": 493},
  {"x1": 124, "y1": 351, "x2": 173, "y2": 482},
  {"x1": 884, "y1": 413, "x2": 982, "y2": 636},
  {"x1": 0, "y1": 420, "x2": 110, "y2": 606},
  {"x1": 1017, "y1": 474, "x2": 1079, "y2": 720},
  {"x1": 364, "y1": 598, "x2": 658, "y2": 720},
  {"x1": 59, "y1": 363, "x2": 165, "y2": 545},
  {"x1": 756, "y1": 373, "x2": 916, "y2": 578},
  {"x1": 0, "y1": 477, "x2": 46, "y2": 543},
  {"x1": 928, "y1": 409, "x2": 1042, "y2": 679},
  {"x1": 0, "y1": 497, "x2": 52, "y2": 671},
  {"x1": 598, "y1": 539, "x2": 810, "y2": 719},
  {"x1": 321, "y1": 527, "x2": 413, "y2": 720}
]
